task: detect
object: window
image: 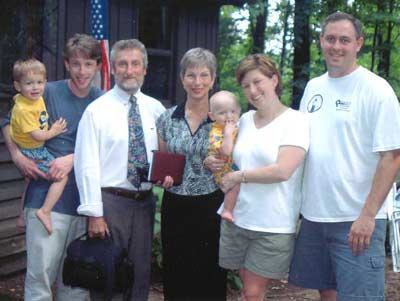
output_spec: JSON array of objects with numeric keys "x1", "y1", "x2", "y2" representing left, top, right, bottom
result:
[{"x1": 138, "y1": 0, "x2": 173, "y2": 105}]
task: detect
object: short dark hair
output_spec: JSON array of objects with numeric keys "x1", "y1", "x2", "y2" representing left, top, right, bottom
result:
[
  {"x1": 63, "y1": 33, "x2": 102, "y2": 63},
  {"x1": 322, "y1": 12, "x2": 364, "y2": 39}
]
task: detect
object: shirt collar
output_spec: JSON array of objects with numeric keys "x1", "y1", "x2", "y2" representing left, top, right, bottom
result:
[
  {"x1": 171, "y1": 101, "x2": 185, "y2": 119},
  {"x1": 171, "y1": 100, "x2": 213, "y2": 123},
  {"x1": 113, "y1": 84, "x2": 142, "y2": 104},
  {"x1": 15, "y1": 93, "x2": 43, "y2": 105}
]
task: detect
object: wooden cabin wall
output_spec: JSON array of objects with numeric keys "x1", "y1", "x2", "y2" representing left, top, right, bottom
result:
[
  {"x1": 43, "y1": 0, "x2": 92, "y2": 81},
  {"x1": 0, "y1": 128, "x2": 26, "y2": 276},
  {"x1": 172, "y1": 3, "x2": 220, "y2": 103},
  {"x1": 41, "y1": 0, "x2": 222, "y2": 106}
]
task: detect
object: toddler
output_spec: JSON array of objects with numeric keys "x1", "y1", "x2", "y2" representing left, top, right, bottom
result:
[
  {"x1": 10, "y1": 58, "x2": 67, "y2": 234},
  {"x1": 208, "y1": 90, "x2": 241, "y2": 222}
]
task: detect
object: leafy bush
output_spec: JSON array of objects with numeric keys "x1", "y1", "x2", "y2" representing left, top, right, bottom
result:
[{"x1": 151, "y1": 187, "x2": 164, "y2": 281}]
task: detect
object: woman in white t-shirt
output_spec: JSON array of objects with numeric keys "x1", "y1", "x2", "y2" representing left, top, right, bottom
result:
[{"x1": 218, "y1": 54, "x2": 310, "y2": 300}]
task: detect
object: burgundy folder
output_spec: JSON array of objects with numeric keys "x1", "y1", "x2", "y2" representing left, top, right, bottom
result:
[{"x1": 150, "y1": 151, "x2": 186, "y2": 186}]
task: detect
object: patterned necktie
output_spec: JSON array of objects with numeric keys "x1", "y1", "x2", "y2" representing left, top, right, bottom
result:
[{"x1": 127, "y1": 95, "x2": 148, "y2": 188}]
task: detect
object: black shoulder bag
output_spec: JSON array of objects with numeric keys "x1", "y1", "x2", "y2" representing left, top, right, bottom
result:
[{"x1": 62, "y1": 234, "x2": 134, "y2": 300}]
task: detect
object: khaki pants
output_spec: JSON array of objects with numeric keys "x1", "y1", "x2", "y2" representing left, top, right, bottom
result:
[{"x1": 24, "y1": 208, "x2": 89, "y2": 301}]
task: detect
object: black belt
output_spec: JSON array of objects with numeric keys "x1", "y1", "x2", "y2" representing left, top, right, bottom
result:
[{"x1": 102, "y1": 187, "x2": 152, "y2": 201}]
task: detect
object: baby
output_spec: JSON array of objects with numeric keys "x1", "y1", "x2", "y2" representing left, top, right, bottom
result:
[
  {"x1": 10, "y1": 58, "x2": 67, "y2": 234},
  {"x1": 208, "y1": 90, "x2": 241, "y2": 222}
]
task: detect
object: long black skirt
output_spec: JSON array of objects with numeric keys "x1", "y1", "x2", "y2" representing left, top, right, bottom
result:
[{"x1": 161, "y1": 189, "x2": 227, "y2": 301}]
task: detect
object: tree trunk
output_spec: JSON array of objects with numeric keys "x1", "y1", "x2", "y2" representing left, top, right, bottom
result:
[
  {"x1": 377, "y1": 0, "x2": 393, "y2": 78},
  {"x1": 371, "y1": 22, "x2": 378, "y2": 71},
  {"x1": 279, "y1": 0, "x2": 291, "y2": 74},
  {"x1": 376, "y1": 0, "x2": 385, "y2": 76},
  {"x1": 291, "y1": 0, "x2": 311, "y2": 110},
  {"x1": 249, "y1": 0, "x2": 268, "y2": 54}
]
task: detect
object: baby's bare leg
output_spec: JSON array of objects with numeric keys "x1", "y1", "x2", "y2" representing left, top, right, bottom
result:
[
  {"x1": 221, "y1": 184, "x2": 240, "y2": 222},
  {"x1": 36, "y1": 176, "x2": 68, "y2": 234}
]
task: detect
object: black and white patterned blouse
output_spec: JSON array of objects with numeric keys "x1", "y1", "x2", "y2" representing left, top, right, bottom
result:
[{"x1": 156, "y1": 102, "x2": 219, "y2": 195}]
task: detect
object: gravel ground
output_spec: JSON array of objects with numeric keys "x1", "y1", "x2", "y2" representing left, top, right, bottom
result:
[{"x1": 1, "y1": 256, "x2": 399, "y2": 301}]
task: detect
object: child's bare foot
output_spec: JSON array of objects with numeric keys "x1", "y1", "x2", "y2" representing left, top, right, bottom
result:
[
  {"x1": 36, "y1": 209, "x2": 53, "y2": 234},
  {"x1": 221, "y1": 209, "x2": 235, "y2": 223},
  {"x1": 16, "y1": 214, "x2": 25, "y2": 229}
]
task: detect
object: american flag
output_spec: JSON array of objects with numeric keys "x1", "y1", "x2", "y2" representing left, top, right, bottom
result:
[{"x1": 91, "y1": 0, "x2": 111, "y2": 91}]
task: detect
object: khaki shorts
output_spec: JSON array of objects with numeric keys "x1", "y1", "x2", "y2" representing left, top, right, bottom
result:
[{"x1": 219, "y1": 221, "x2": 295, "y2": 279}]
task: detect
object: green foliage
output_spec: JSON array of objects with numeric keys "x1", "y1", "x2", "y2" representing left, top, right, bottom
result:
[
  {"x1": 151, "y1": 186, "x2": 164, "y2": 276},
  {"x1": 227, "y1": 270, "x2": 243, "y2": 291},
  {"x1": 219, "y1": 0, "x2": 400, "y2": 106},
  {"x1": 218, "y1": 5, "x2": 251, "y2": 111},
  {"x1": 313, "y1": 0, "x2": 400, "y2": 99}
]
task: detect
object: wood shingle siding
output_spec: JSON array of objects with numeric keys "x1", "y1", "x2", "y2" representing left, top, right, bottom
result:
[{"x1": 0, "y1": 130, "x2": 26, "y2": 276}]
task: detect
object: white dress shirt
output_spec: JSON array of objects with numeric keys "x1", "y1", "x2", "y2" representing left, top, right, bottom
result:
[{"x1": 75, "y1": 85, "x2": 165, "y2": 217}]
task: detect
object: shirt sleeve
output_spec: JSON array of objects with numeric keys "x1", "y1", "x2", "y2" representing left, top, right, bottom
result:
[
  {"x1": 370, "y1": 86, "x2": 400, "y2": 152},
  {"x1": 299, "y1": 84, "x2": 310, "y2": 113},
  {"x1": 75, "y1": 108, "x2": 104, "y2": 217},
  {"x1": 156, "y1": 110, "x2": 169, "y2": 141},
  {"x1": 280, "y1": 111, "x2": 310, "y2": 152},
  {"x1": 154, "y1": 101, "x2": 166, "y2": 118},
  {"x1": 0, "y1": 110, "x2": 11, "y2": 128}
]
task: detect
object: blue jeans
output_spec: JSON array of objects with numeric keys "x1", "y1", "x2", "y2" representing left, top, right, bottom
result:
[{"x1": 289, "y1": 218, "x2": 386, "y2": 301}]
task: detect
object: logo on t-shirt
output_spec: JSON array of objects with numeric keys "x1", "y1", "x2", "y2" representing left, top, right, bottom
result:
[
  {"x1": 335, "y1": 99, "x2": 351, "y2": 111},
  {"x1": 39, "y1": 111, "x2": 48, "y2": 130},
  {"x1": 307, "y1": 94, "x2": 323, "y2": 113}
]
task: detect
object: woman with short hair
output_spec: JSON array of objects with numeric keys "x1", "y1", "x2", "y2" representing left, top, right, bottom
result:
[{"x1": 156, "y1": 47, "x2": 227, "y2": 300}]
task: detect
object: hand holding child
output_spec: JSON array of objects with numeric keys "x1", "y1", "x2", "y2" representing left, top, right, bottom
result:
[{"x1": 221, "y1": 171, "x2": 240, "y2": 193}]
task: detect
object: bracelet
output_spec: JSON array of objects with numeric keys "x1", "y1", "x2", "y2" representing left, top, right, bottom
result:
[{"x1": 241, "y1": 171, "x2": 247, "y2": 183}]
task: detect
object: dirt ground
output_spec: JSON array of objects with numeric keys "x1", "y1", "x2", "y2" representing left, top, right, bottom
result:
[{"x1": 1, "y1": 256, "x2": 399, "y2": 301}]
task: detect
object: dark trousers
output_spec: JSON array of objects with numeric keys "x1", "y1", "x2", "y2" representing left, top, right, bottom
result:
[
  {"x1": 91, "y1": 190, "x2": 155, "y2": 301},
  {"x1": 161, "y1": 190, "x2": 227, "y2": 301}
]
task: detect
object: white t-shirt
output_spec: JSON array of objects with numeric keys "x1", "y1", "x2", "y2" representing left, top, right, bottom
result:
[
  {"x1": 300, "y1": 66, "x2": 400, "y2": 222},
  {"x1": 231, "y1": 108, "x2": 309, "y2": 233}
]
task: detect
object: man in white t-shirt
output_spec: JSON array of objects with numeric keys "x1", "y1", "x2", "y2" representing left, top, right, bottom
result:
[{"x1": 289, "y1": 12, "x2": 400, "y2": 301}]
